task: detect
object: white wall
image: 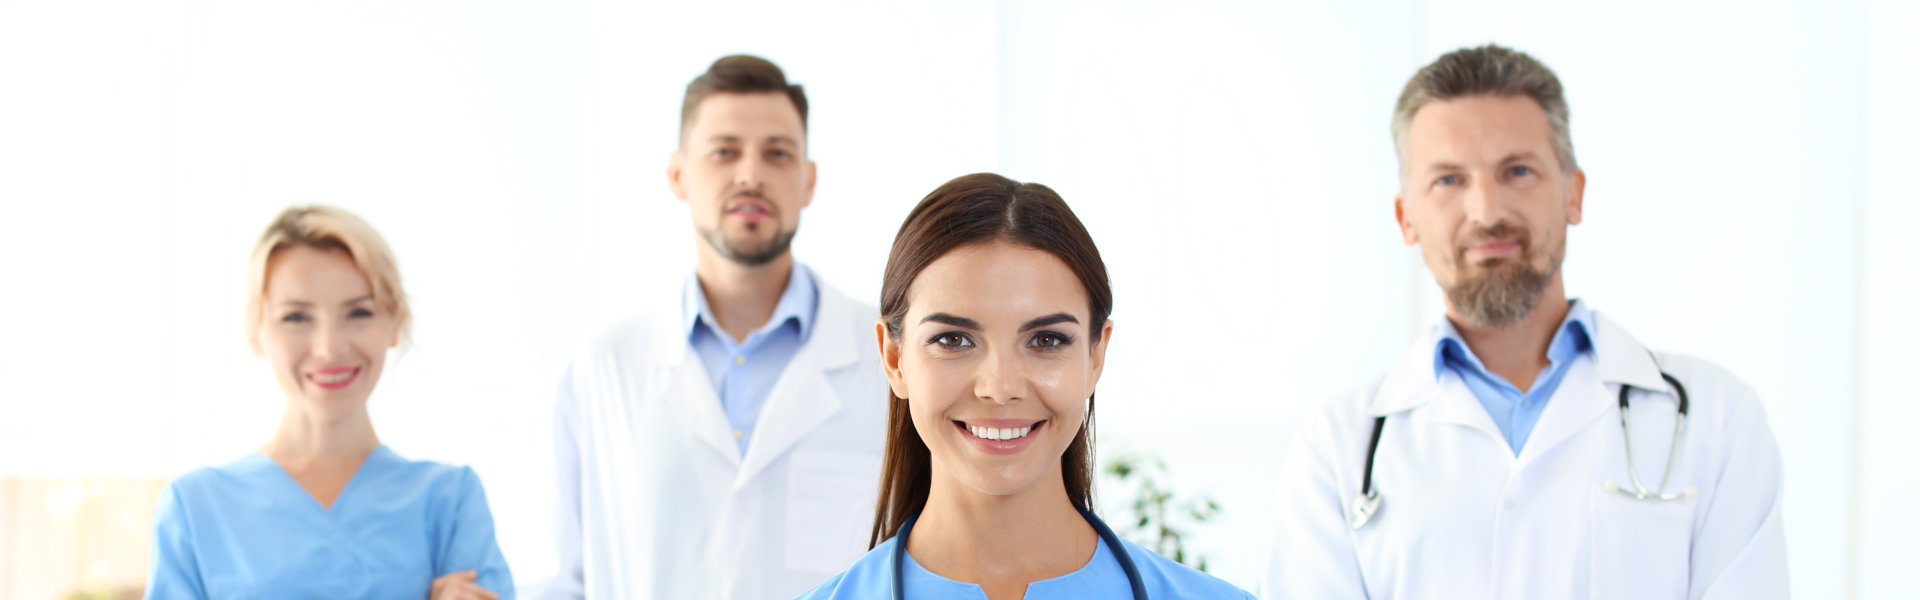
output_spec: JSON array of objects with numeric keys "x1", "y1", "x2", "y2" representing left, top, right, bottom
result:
[{"x1": 1, "y1": 1, "x2": 1911, "y2": 597}]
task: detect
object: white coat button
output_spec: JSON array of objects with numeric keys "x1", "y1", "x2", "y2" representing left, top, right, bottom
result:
[{"x1": 1504, "y1": 500, "x2": 1516, "y2": 510}]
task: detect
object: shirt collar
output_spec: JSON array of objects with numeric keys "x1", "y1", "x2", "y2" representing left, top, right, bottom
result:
[
  {"x1": 683, "y1": 262, "x2": 820, "y2": 343},
  {"x1": 1431, "y1": 298, "x2": 1596, "y2": 382}
]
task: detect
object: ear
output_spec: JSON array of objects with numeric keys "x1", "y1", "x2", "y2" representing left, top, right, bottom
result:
[
  {"x1": 801, "y1": 159, "x2": 817, "y2": 210},
  {"x1": 667, "y1": 151, "x2": 689, "y2": 202},
  {"x1": 876, "y1": 318, "x2": 909, "y2": 400},
  {"x1": 1565, "y1": 167, "x2": 1586, "y2": 226},
  {"x1": 1086, "y1": 319, "x2": 1115, "y2": 391},
  {"x1": 1394, "y1": 192, "x2": 1419, "y2": 246}
]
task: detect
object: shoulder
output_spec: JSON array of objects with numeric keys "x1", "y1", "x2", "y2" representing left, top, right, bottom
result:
[
  {"x1": 163, "y1": 454, "x2": 276, "y2": 506},
  {"x1": 363, "y1": 448, "x2": 488, "y2": 504},
  {"x1": 1112, "y1": 536, "x2": 1256, "y2": 599},
  {"x1": 793, "y1": 538, "x2": 894, "y2": 600},
  {"x1": 1646, "y1": 350, "x2": 1776, "y2": 441}
]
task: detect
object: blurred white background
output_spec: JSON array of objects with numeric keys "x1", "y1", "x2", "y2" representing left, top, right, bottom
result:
[{"x1": 1, "y1": 0, "x2": 1914, "y2": 597}]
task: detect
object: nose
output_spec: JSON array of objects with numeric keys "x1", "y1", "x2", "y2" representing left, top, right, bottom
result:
[
  {"x1": 973, "y1": 346, "x2": 1030, "y2": 406},
  {"x1": 1459, "y1": 174, "x2": 1515, "y2": 229},
  {"x1": 311, "y1": 320, "x2": 348, "y2": 362},
  {"x1": 733, "y1": 153, "x2": 766, "y2": 191}
]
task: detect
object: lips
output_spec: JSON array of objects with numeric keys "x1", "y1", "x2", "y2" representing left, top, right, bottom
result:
[
  {"x1": 725, "y1": 196, "x2": 773, "y2": 220},
  {"x1": 952, "y1": 418, "x2": 1047, "y2": 455},
  {"x1": 308, "y1": 366, "x2": 360, "y2": 390}
]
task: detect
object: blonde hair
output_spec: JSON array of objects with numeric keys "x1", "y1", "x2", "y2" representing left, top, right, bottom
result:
[
  {"x1": 1391, "y1": 44, "x2": 1577, "y2": 180},
  {"x1": 245, "y1": 205, "x2": 410, "y2": 353}
]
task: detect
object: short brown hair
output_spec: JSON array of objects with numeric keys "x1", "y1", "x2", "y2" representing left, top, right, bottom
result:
[
  {"x1": 679, "y1": 55, "x2": 808, "y2": 142},
  {"x1": 868, "y1": 173, "x2": 1113, "y2": 548},
  {"x1": 245, "y1": 205, "x2": 410, "y2": 353},
  {"x1": 1392, "y1": 44, "x2": 1576, "y2": 178}
]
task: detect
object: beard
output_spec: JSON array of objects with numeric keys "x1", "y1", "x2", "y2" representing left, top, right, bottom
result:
[
  {"x1": 1444, "y1": 223, "x2": 1563, "y2": 328},
  {"x1": 700, "y1": 222, "x2": 797, "y2": 267}
]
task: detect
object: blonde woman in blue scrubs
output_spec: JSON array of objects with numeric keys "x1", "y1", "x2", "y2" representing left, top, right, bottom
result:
[
  {"x1": 145, "y1": 206, "x2": 511, "y2": 600},
  {"x1": 796, "y1": 174, "x2": 1252, "y2": 599}
]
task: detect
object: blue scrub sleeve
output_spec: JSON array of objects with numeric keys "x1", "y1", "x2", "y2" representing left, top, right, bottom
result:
[
  {"x1": 144, "y1": 483, "x2": 208, "y2": 600},
  {"x1": 438, "y1": 467, "x2": 517, "y2": 599}
]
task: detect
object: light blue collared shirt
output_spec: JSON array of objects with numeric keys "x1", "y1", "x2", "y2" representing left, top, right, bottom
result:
[
  {"x1": 1434, "y1": 299, "x2": 1595, "y2": 455},
  {"x1": 684, "y1": 262, "x2": 818, "y2": 454}
]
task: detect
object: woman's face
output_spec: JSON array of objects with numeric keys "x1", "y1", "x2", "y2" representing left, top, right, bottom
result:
[
  {"x1": 257, "y1": 245, "x2": 396, "y2": 422},
  {"x1": 881, "y1": 241, "x2": 1111, "y2": 497}
]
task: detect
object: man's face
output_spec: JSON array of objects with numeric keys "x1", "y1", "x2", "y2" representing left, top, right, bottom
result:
[
  {"x1": 1395, "y1": 94, "x2": 1585, "y2": 328},
  {"x1": 669, "y1": 92, "x2": 816, "y2": 266}
]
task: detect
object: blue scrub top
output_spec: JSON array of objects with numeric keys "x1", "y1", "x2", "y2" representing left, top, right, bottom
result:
[
  {"x1": 794, "y1": 521, "x2": 1253, "y2": 599},
  {"x1": 145, "y1": 446, "x2": 514, "y2": 599}
]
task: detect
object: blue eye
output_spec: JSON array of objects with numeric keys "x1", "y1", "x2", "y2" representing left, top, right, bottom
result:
[
  {"x1": 1437, "y1": 175, "x2": 1460, "y2": 186},
  {"x1": 769, "y1": 149, "x2": 791, "y2": 160},
  {"x1": 1509, "y1": 165, "x2": 1532, "y2": 177},
  {"x1": 711, "y1": 148, "x2": 737, "y2": 159},
  {"x1": 349, "y1": 308, "x2": 374, "y2": 318},
  {"x1": 281, "y1": 312, "x2": 309, "y2": 324}
]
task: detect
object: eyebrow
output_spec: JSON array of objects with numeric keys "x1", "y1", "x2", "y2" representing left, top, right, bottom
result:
[
  {"x1": 1498, "y1": 151, "x2": 1543, "y2": 166},
  {"x1": 704, "y1": 135, "x2": 801, "y2": 147},
  {"x1": 919, "y1": 313, "x2": 981, "y2": 330},
  {"x1": 1020, "y1": 313, "x2": 1080, "y2": 332},
  {"x1": 274, "y1": 295, "x2": 374, "y2": 309}
]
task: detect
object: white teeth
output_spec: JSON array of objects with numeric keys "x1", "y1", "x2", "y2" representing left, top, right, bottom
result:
[
  {"x1": 313, "y1": 370, "x2": 353, "y2": 384},
  {"x1": 967, "y1": 424, "x2": 1033, "y2": 441}
]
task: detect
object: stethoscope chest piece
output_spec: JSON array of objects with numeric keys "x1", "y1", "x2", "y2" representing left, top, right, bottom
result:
[{"x1": 1347, "y1": 489, "x2": 1381, "y2": 530}]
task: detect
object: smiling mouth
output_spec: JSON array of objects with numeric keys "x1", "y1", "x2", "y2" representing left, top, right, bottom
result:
[
  {"x1": 954, "y1": 420, "x2": 1046, "y2": 441},
  {"x1": 308, "y1": 367, "x2": 360, "y2": 390}
]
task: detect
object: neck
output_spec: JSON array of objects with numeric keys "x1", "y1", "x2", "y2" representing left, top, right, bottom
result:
[
  {"x1": 693, "y1": 249, "x2": 795, "y2": 343},
  {"x1": 261, "y1": 403, "x2": 380, "y2": 467},
  {"x1": 906, "y1": 465, "x2": 1097, "y2": 599},
  {"x1": 1445, "y1": 274, "x2": 1571, "y2": 393}
]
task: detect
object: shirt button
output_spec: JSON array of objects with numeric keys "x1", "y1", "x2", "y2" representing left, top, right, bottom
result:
[
  {"x1": 732, "y1": 429, "x2": 744, "y2": 440},
  {"x1": 734, "y1": 355, "x2": 746, "y2": 365},
  {"x1": 1504, "y1": 500, "x2": 1516, "y2": 510}
]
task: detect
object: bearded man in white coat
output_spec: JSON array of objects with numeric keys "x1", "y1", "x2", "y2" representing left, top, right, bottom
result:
[
  {"x1": 539, "y1": 55, "x2": 889, "y2": 600},
  {"x1": 1262, "y1": 44, "x2": 1789, "y2": 599}
]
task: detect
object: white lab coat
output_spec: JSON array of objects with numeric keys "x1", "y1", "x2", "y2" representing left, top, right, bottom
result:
[
  {"x1": 1262, "y1": 311, "x2": 1788, "y2": 600},
  {"x1": 539, "y1": 278, "x2": 890, "y2": 600}
]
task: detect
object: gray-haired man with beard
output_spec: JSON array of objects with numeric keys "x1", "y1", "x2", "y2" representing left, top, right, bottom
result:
[
  {"x1": 1261, "y1": 45, "x2": 1787, "y2": 599},
  {"x1": 540, "y1": 55, "x2": 889, "y2": 599}
]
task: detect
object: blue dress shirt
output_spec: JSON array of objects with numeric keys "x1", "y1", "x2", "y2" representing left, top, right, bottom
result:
[
  {"x1": 684, "y1": 262, "x2": 819, "y2": 454},
  {"x1": 1433, "y1": 299, "x2": 1596, "y2": 454}
]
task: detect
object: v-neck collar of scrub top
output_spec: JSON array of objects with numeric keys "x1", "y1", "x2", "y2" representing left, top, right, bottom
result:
[
  {"x1": 890, "y1": 506, "x2": 1149, "y2": 599},
  {"x1": 243, "y1": 444, "x2": 397, "y2": 513}
]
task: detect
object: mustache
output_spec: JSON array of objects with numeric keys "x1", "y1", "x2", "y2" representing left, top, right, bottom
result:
[{"x1": 1455, "y1": 223, "x2": 1530, "y2": 255}]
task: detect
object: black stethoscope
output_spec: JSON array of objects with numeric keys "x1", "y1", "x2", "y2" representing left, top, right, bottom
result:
[
  {"x1": 891, "y1": 505, "x2": 1150, "y2": 599},
  {"x1": 1347, "y1": 349, "x2": 1693, "y2": 530}
]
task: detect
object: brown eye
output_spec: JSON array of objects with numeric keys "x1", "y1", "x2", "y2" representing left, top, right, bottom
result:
[
  {"x1": 929, "y1": 332, "x2": 973, "y2": 349},
  {"x1": 1029, "y1": 332, "x2": 1071, "y2": 350}
]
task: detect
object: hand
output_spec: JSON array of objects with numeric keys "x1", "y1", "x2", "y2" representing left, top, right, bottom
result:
[{"x1": 429, "y1": 570, "x2": 500, "y2": 600}]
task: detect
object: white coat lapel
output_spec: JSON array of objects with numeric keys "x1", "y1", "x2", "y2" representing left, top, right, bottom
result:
[
  {"x1": 735, "y1": 285, "x2": 860, "y2": 485},
  {"x1": 1512, "y1": 311, "x2": 1666, "y2": 468},
  {"x1": 642, "y1": 297, "x2": 743, "y2": 467},
  {"x1": 1370, "y1": 328, "x2": 1505, "y2": 444}
]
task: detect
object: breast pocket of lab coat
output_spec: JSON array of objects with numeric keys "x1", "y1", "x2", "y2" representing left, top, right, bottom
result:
[
  {"x1": 784, "y1": 450, "x2": 882, "y2": 574},
  {"x1": 1589, "y1": 486, "x2": 1694, "y2": 599}
]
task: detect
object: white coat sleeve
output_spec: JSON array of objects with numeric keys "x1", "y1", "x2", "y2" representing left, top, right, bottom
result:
[
  {"x1": 531, "y1": 365, "x2": 587, "y2": 600},
  {"x1": 1261, "y1": 411, "x2": 1369, "y2": 599},
  {"x1": 1691, "y1": 387, "x2": 1790, "y2": 600}
]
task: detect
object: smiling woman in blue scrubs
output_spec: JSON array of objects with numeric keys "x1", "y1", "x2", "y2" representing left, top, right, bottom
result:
[
  {"x1": 145, "y1": 206, "x2": 512, "y2": 600},
  {"x1": 795, "y1": 174, "x2": 1252, "y2": 600}
]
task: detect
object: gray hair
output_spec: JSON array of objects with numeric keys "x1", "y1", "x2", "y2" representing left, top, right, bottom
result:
[{"x1": 1392, "y1": 44, "x2": 1577, "y2": 180}]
